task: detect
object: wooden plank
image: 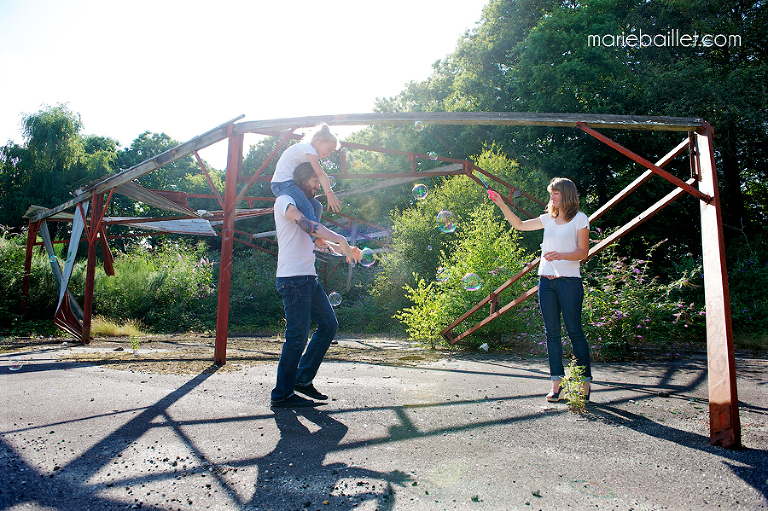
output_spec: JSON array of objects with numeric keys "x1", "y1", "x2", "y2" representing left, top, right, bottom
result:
[{"x1": 234, "y1": 112, "x2": 703, "y2": 134}]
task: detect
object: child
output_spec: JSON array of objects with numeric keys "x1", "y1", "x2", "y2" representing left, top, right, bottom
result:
[{"x1": 271, "y1": 123, "x2": 342, "y2": 231}]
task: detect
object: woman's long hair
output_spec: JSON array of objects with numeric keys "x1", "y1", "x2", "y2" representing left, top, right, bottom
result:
[{"x1": 546, "y1": 177, "x2": 580, "y2": 221}]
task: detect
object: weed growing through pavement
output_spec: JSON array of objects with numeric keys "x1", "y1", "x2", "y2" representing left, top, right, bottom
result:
[{"x1": 562, "y1": 358, "x2": 587, "y2": 413}]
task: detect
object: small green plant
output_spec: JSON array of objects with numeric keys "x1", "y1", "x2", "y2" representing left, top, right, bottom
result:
[
  {"x1": 561, "y1": 358, "x2": 587, "y2": 413},
  {"x1": 130, "y1": 334, "x2": 140, "y2": 354}
]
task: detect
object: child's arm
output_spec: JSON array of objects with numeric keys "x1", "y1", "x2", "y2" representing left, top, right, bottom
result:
[{"x1": 307, "y1": 154, "x2": 342, "y2": 213}]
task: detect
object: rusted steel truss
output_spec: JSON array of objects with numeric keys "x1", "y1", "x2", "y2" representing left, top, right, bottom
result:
[{"x1": 22, "y1": 112, "x2": 738, "y2": 447}]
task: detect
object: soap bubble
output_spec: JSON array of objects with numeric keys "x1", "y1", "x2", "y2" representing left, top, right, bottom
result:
[
  {"x1": 436, "y1": 210, "x2": 457, "y2": 233},
  {"x1": 427, "y1": 245, "x2": 432, "y2": 251},
  {"x1": 428, "y1": 152, "x2": 438, "y2": 161},
  {"x1": 412, "y1": 183, "x2": 428, "y2": 200},
  {"x1": 360, "y1": 248, "x2": 375, "y2": 268},
  {"x1": 414, "y1": 121, "x2": 425, "y2": 132},
  {"x1": 462, "y1": 273, "x2": 482, "y2": 291},
  {"x1": 328, "y1": 292, "x2": 342, "y2": 307},
  {"x1": 436, "y1": 267, "x2": 450, "y2": 282},
  {"x1": 49, "y1": 255, "x2": 58, "y2": 263},
  {"x1": 322, "y1": 160, "x2": 335, "y2": 170},
  {"x1": 328, "y1": 175, "x2": 336, "y2": 189},
  {"x1": 8, "y1": 360, "x2": 23, "y2": 371}
]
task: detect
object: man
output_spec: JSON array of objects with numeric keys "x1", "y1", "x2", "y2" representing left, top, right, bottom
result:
[{"x1": 270, "y1": 162, "x2": 362, "y2": 408}]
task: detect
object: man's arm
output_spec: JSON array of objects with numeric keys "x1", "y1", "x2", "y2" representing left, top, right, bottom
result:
[{"x1": 284, "y1": 204, "x2": 362, "y2": 263}]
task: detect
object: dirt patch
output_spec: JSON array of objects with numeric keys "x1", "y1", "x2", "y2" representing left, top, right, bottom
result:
[{"x1": 2, "y1": 334, "x2": 457, "y2": 375}]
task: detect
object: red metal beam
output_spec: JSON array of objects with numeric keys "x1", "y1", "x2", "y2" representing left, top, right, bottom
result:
[
  {"x1": 214, "y1": 132, "x2": 244, "y2": 365},
  {"x1": 577, "y1": 122, "x2": 711, "y2": 203},
  {"x1": 193, "y1": 150, "x2": 225, "y2": 209},
  {"x1": 696, "y1": 123, "x2": 740, "y2": 448},
  {"x1": 232, "y1": 129, "x2": 297, "y2": 208}
]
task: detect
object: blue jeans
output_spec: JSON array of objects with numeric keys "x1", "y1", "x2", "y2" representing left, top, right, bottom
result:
[
  {"x1": 271, "y1": 275, "x2": 338, "y2": 402},
  {"x1": 538, "y1": 277, "x2": 592, "y2": 381},
  {"x1": 272, "y1": 180, "x2": 323, "y2": 224}
]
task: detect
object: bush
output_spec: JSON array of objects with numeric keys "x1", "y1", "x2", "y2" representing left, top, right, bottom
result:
[
  {"x1": 582, "y1": 238, "x2": 706, "y2": 361},
  {"x1": 396, "y1": 206, "x2": 539, "y2": 347},
  {"x1": 372, "y1": 147, "x2": 549, "y2": 328},
  {"x1": 93, "y1": 240, "x2": 216, "y2": 332},
  {"x1": 728, "y1": 248, "x2": 768, "y2": 337}
]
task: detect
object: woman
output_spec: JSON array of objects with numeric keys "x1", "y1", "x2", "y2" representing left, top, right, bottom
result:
[{"x1": 488, "y1": 177, "x2": 592, "y2": 401}]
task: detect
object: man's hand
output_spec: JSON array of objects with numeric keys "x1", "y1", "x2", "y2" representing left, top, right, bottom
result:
[{"x1": 330, "y1": 240, "x2": 362, "y2": 264}]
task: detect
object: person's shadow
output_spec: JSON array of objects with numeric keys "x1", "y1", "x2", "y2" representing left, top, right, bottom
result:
[{"x1": 249, "y1": 407, "x2": 412, "y2": 510}]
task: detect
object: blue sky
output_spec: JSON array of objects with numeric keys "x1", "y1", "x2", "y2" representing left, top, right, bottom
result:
[{"x1": 0, "y1": 0, "x2": 488, "y2": 167}]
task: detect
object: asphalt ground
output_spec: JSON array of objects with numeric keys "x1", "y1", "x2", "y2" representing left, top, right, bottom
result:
[{"x1": 1, "y1": 338, "x2": 766, "y2": 511}]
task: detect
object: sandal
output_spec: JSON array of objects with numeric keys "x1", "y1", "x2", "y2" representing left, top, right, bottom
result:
[{"x1": 546, "y1": 385, "x2": 565, "y2": 402}]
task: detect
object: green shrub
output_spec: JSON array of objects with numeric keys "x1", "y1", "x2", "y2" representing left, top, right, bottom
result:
[
  {"x1": 396, "y1": 206, "x2": 539, "y2": 347},
  {"x1": 582, "y1": 239, "x2": 706, "y2": 361},
  {"x1": 93, "y1": 240, "x2": 216, "y2": 332},
  {"x1": 728, "y1": 250, "x2": 768, "y2": 337}
]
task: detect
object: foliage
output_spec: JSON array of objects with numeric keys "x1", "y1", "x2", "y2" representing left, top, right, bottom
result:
[
  {"x1": 91, "y1": 316, "x2": 146, "y2": 338},
  {"x1": 395, "y1": 205, "x2": 537, "y2": 347},
  {"x1": 0, "y1": 230, "x2": 31, "y2": 331},
  {"x1": 582, "y1": 238, "x2": 706, "y2": 361},
  {"x1": 93, "y1": 240, "x2": 216, "y2": 332},
  {"x1": 561, "y1": 358, "x2": 587, "y2": 413},
  {"x1": 371, "y1": 147, "x2": 548, "y2": 321},
  {"x1": 727, "y1": 234, "x2": 768, "y2": 339},
  {"x1": 223, "y1": 248, "x2": 283, "y2": 332}
]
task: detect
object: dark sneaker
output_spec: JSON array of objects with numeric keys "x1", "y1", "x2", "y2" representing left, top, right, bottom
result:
[
  {"x1": 294, "y1": 383, "x2": 328, "y2": 400},
  {"x1": 270, "y1": 394, "x2": 316, "y2": 408}
]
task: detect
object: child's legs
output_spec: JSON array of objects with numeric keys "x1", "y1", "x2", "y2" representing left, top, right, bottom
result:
[{"x1": 271, "y1": 180, "x2": 317, "y2": 223}]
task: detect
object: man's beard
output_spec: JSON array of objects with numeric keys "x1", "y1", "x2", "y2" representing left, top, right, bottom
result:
[{"x1": 298, "y1": 182, "x2": 316, "y2": 199}]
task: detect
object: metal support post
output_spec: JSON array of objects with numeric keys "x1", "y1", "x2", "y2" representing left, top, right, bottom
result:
[
  {"x1": 696, "y1": 123, "x2": 741, "y2": 447},
  {"x1": 214, "y1": 132, "x2": 244, "y2": 365}
]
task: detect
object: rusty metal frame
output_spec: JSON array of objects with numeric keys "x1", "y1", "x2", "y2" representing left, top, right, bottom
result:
[{"x1": 21, "y1": 112, "x2": 738, "y2": 446}]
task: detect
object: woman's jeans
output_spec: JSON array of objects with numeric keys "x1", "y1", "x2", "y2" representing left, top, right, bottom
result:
[
  {"x1": 538, "y1": 276, "x2": 592, "y2": 381},
  {"x1": 271, "y1": 180, "x2": 323, "y2": 224},
  {"x1": 271, "y1": 276, "x2": 338, "y2": 402}
]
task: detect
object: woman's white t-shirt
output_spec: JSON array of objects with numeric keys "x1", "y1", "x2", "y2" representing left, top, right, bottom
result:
[
  {"x1": 538, "y1": 211, "x2": 589, "y2": 278},
  {"x1": 271, "y1": 143, "x2": 318, "y2": 184}
]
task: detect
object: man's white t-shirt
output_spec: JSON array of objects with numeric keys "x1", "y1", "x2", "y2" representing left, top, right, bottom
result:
[
  {"x1": 538, "y1": 211, "x2": 589, "y2": 278},
  {"x1": 271, "y1": 143, "x2": 318, "y2": 184},
  {"x1": 274, "y1": 195, "x2": 316, "y2": 277}
]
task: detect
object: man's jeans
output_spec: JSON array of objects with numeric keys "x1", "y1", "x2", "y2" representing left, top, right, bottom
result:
[
  {"x1": 538, "y1": 276, "x2": 592, "y2": 381},
  {"x1": 271, "y1": 275, "x2": 338, "y2": 402}
]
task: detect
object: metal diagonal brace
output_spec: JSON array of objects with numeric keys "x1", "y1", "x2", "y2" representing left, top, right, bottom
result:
[{"x1": 577, "y1": 122, "x2": 711, "y2": 203}]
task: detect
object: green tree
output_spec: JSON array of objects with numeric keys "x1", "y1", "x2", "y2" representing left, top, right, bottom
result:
[
  {"x1": 117, "y1": 131, "x2": 199, "y2": 192},
  {"x1": 0, "y1": 104, "x2": 95, "y2": 227}
]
